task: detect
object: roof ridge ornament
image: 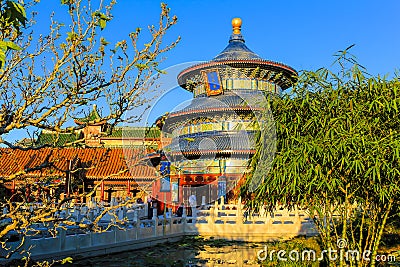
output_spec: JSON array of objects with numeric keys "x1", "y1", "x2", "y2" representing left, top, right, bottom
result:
[
  {"x1": 232, "y1": 18, "x2": 242, "y2": 34},
  {"x1": 229, "y1": 17, "x2": 245, "y2": 43}
]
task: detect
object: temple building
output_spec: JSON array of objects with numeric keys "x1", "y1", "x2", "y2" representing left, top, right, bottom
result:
[
  {"x1": 2, "y1": 18, "x2": 296, "y2": 208},
  {"x1": 150, "y1": 18, "x2": 297, "y2": 207},
  {"x1": 1, "y1": 106, "x2": 161, "y2": 202},
  {"x1": 0, "y1": 147, "x2": 156, "y2": 202}
]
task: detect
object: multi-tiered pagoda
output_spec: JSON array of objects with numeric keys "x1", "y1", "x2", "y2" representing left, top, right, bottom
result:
[{"x1": 153, "y1": 18, "x2": 297, "y2": 207}]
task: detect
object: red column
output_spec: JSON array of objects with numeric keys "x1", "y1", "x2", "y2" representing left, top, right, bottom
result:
[
  {"x1": 11, "y1": 180, "x2": 15, "y2": 194},
  {"x1": 26, "y1": 185, "x2": 31, "y2": 202},
  {"x1": 65, "y1": 173, "x2": 70, "y2": 197},
  {"x1": 37, "y1": 186, "x2": 41, "y2": 202},
  {"x1": 127, "y1": 180, "x2": 131, "y2": 196},
  {"x1": 65, "y1": 160, "x2": 72, "y2": 197},
  {"x1": 100, "y1": 181, "x2": 104, "y2": 201},
  {"x1": 11, "y1": 180, "x2": 15, "y2": 202}
]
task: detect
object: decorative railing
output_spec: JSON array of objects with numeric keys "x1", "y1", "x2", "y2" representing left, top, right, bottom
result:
[{"x1": 0, "y1": 198, "x2": 317, "y2": 262}]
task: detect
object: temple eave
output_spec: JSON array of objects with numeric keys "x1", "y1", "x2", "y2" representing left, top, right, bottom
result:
[
  {"x1": 74, "y1": 119, "x2": 107, "y2": 126},
  {"x1": 177, "y1": 59, "x2": 297, "y2": 91},
  {"x1": 167, "y1": 149, "x2": 256, "y2": 156},
  {"x1": 168, "y1": 106, "x2": 262, "y2": 118}
]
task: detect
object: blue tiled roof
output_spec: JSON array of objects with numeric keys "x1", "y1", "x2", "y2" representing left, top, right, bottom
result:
[
  {"x1": 163, "y1": 130, "x2": 256, "y2": 158},
  {"x1": 213, "y1": 34, "x2": 262, "y2": 61},
  {"x1": 168, "y1": 91, "x2": 264, "y2": 116}
]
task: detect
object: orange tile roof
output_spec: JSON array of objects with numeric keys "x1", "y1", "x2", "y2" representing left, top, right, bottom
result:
[{"x1": 0, "y1": 148, "x2": 157, "y2": 180}]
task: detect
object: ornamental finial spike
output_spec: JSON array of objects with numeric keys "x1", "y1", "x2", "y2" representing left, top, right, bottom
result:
[{"x1": 232, "y1": 18, "x2": 242, "y2": 34}]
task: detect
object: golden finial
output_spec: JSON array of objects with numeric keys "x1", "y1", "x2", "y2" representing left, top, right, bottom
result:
[{"x1": 232, "y1": 18, "x2": 242, "y2": 34}]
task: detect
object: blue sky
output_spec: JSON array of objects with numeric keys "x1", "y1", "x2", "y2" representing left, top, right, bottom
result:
[
  {"x1": 7, "y1": 0, "x2": 400, "y2": 142},
  {"x1": 106, "y1": 0, "x2": 400, "y2": 126},
  {"x1": 34, "y1": 0, "x2": 400, "y2": 74},
  {"x1": 109, "y1": 0, "x2": 399, "y2": 74}
]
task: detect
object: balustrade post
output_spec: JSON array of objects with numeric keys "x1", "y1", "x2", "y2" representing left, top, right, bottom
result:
[
  {"x1": 88, "y1": 209, "x2": 94, "y2": 222},
  {"x1": 182, "y1": 205, "x2": 187, "y2": 218},
  {"x1": 117, "y1": 208, "x2": 124, "y2": 221},
  {"x1": 153, "y1": 208, "x2": 158, "y2": 237},
  {"x1": 59, "y1": 228, "x2": 66, "y2": 251},
  {"x1": 265, "y1": 211, "x2": 271, "y2": 233},
  {"x1": 72, "y1": 208, "x2": 79, "y2": 222},
  {"x1": 182, "y1": 205, "x2": 187, "y2": 232},
  {"x1": 133, "y1": 210, "x2": 138, "y2": 225},
  {"x1": 237, "y1": 197, "x2": 243, "y2": 224},
  {"x1": 214, "y1": 201, "x2": 219, "y2": 218},
  {"x1": 81, "y1": 205, "x2": 88, "y2": 219},
  {"x1": 133, "y1": 210, "x2": 139, "y2": 240},
  {"x1": 2, "y1": 206, "x2": 8, "y2": 215},
  {"x1": 123, "y1": 205, "x2": 127, "y2": 218},
  {"x1": 269, "y1": 209, "x2": 274, "y2": 221},
  {"x1": 260, "y1": 205, "x2": 266, "y2": 218},
  {"x1": 168, "y1": 208, "x2": 173, "y2": 233},
  {"x1": 192, "y1": 206, "x2": 197, "y2": 220},
  {"x1": 152, "y1": 207, "x2": 157, "y2": 220},
  {"x1": 294, "y1": 205, "x2": 301, "y2": 224},
  {"x1": 210, "y1": 206, "x2": 215, "y2": 233},
  {"x1": 210, "y1": 206, "x2": 215, "y2": 221}
]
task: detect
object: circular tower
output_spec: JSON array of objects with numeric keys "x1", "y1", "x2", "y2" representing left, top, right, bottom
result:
[{"x1": 161, "y1": 18, "x2": 297, "y2": 205}]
